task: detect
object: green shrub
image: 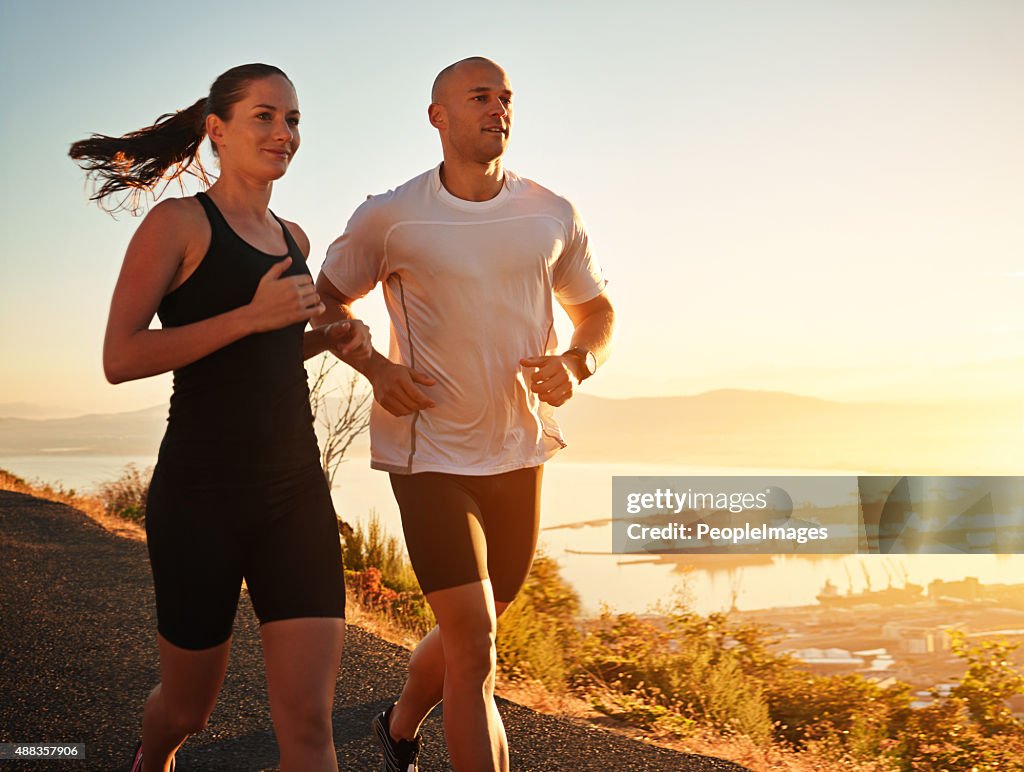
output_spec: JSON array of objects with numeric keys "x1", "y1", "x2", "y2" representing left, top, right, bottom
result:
[
  {"x1": 765, "y1": 668, "x2": 911, "y2": 756},
  {"x1": 949, "y1": 630, "x2": 1024, "y2": 736},
  {"x1": 496, "y1": 553, "x2": 580, "y2": 689},
  {"x1": 345, "y1": 566, "x2": 435, "y2": 637},
  {"x1": 95, "y1": 464, "x2": 152, "y2": 523},
  {"x1": 894, "y1": 698, "x2": 1024, "y2": 771},
  {"x1": 341, "y1": 509, "x2": 419, "y2": 593},
  {"x1": 574, "y1": 608, "x2": 774, "y2": 742},
  {"x1": 340, "y1": 509, "x2": 433, "y2": 635}
]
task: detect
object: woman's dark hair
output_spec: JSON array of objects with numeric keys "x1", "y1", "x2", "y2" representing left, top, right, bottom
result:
[{"x1": 69, "y1": 63, "x2": 291, "y2": 214}]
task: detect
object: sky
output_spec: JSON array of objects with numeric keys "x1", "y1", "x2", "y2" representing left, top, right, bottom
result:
[{"x1": 0, "y1": 0, "x2": 1022, "y2": 415}]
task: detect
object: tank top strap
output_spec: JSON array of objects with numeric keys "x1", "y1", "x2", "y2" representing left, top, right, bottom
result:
[
  {"x1": 194, "y1": 190, "x2": 231, "y2": 239},
  {"x1": 269, "y1": 210, "x2": 304, "y2": 260}
]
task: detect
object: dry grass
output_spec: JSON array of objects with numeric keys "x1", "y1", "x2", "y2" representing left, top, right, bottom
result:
[
  {"x1": 648, "y1": 730, "x2": 899, "y2": 772},
  {"x1": 0, "y1": 468, "x2": 145, "y2": 542},
  {"x1": 342, "y1": 594, "x2": 424, "y2": 651},
  {"x1": 495, "y1": 676, "x2": 597, "y2": 720}
]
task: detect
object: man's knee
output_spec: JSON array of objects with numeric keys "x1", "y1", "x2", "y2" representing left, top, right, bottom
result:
[{"x1": 443, "y1": 626, "x2": 497, "y2": 683}]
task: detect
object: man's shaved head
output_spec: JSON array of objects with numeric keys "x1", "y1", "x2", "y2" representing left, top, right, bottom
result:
[
  {"x1": 431, "y1": 57, "x2": 506, "y2": 104},
  {"x1": 428, "y1": 56, "x2": 513, "y2": 167}
]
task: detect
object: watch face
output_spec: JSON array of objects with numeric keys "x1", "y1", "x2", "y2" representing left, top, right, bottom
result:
[{"x1": 568, "y1": 348, "x2": 596, "y2": 379}]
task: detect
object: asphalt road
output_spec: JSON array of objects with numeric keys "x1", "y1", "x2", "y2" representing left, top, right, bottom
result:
[{"x1": 0, "y1": 490, "x2": 751, "y2": 771}]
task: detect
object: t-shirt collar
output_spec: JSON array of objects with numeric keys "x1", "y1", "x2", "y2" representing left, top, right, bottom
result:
[{"x1": 432, "y1": 163, "x2": 511, "y2": 211}]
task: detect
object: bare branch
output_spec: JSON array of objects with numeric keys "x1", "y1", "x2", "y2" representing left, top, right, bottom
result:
[{"x1": 307, "y1": 353, "x2": 372, "y2": 491}]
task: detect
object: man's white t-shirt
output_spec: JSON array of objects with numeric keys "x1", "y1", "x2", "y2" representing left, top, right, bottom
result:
[{"x1": 322, "y1": 165, "x2": 607, "y2": 475}]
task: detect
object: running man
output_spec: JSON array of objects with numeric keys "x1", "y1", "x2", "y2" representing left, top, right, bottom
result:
[{"x1": 317, "y1": 57, "x2": 615, "y2": 771}]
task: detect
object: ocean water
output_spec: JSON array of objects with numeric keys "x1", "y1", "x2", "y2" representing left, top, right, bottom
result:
[{"x1": 3, "y1": 453, "x2": 1021, "y2": 616}]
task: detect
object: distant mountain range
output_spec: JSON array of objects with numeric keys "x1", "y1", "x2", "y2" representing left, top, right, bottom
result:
[
  {"x1": 0, "y1": 405, "x2": 169, "y2": 456},
  {"x1": 0, "y1": 390, "x2": 1019, "y2": 474},
  {"x1": 648, "y1": 357, "x2": 1024, "y2": 404},
  {"x1": 0, "y1": 403, "x2": 89, "y2": 420}
]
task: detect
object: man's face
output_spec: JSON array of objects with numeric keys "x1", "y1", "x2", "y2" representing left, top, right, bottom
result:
[{"x1": 433, "y1": 61, "x2": 513, "y2": 164}]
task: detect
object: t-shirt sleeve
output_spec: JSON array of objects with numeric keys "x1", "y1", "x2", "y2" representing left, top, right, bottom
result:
[
  {"x1": 552, "y1": 202, "x2": 608, "y2": 306},
  {"x1": 321, "y1": 197, "x2": 389, "y2": 300}
]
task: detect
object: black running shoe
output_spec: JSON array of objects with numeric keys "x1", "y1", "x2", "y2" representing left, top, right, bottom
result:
[{"x1": 371, "y1": 704, "x2": 421, "y2": 772}]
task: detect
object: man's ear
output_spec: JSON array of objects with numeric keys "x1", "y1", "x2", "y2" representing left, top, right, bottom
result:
[{"x1": 428, "y1": 103, "x2": 447, "y2": 131}]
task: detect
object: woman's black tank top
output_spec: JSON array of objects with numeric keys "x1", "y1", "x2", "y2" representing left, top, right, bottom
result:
[{"x1": 155, "y1": 192, "x2": 319, "y2": 469}]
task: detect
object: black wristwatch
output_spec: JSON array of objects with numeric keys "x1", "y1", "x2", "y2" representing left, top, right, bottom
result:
[{"x1": 561, "y1": 347, "x2": 597, "y2": 382}]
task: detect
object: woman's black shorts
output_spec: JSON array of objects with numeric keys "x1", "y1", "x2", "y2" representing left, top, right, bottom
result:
[{"x1": 146, "y1": 460, "x2": 346, "y2": 650}]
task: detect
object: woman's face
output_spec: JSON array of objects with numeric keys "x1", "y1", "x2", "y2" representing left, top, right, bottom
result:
[{"x1": 208, "y1": 74, "x2": 300, "y2": 181}]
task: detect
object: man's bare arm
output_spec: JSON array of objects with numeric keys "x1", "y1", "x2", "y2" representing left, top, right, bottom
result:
[
  {"x1": 520, "y1": 291, "x2": 615, "y2": 407},
  {"x1": 562, "y1": 292, "x2": 615, "y2": 367}
]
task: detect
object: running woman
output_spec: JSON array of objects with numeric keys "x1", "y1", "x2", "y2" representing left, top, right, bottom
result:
[
  {"x1": 70, "y1": 64, "x2": 371, "y2": 772},
  {"x1": 316, "y1": 57, "x2": 615, "y2": 771}
]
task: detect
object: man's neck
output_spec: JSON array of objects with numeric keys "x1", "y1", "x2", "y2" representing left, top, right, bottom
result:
[{"x1": 438, "y1": 158, "x2": 505, "y2": 202}]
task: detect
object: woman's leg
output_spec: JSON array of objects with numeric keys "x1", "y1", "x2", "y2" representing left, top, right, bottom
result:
[
  {"x1": 261, "y1": 618, "x2": 346, "y2": 772},
  {"x1": 140, "y1": 634, "x2": 231, "y2": 772},
  {"x1": 143, "y1": 462, "x2": 244, "y2": 771},
  {"x1": 241, "y1": 464, "x2": 347, "y2": 770}
]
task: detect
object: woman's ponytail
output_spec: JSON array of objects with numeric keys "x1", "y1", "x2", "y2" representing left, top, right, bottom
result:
[{"x1": 69, "y1": 96, "x2": 211, "y2": 214}]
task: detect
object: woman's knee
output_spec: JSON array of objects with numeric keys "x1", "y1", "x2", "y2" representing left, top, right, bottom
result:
[{"x1": 276, "y1": 698, "x2": 333, "y2": 747}]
